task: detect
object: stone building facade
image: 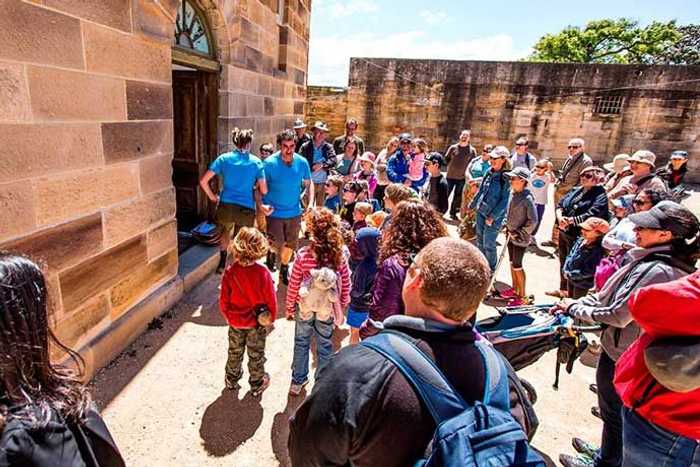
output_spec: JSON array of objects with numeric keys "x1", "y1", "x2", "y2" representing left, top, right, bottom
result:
[
  {"x1": 306, "y1": 58, "x2": 700, "y2": 180},
  {"x1": 0, "y1": 0, "x2": 310, "y2": 376}
]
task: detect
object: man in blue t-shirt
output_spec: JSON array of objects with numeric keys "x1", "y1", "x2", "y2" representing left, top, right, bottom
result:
[
  {"x1": 264, "y1": 129, "x2": 312, "y2": 285},
  {"x1": 200, "y1": 129, "x2": 266, "y2": 273}
]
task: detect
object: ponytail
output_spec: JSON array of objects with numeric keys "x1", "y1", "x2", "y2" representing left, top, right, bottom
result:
[{"x1": 231, "y1": 127, "x2": 254, "y2": 149}]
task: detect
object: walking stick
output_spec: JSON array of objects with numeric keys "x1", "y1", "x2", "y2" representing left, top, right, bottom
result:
[{"x1": 488, "y1": 232, "x2": 511, "y2": 295}]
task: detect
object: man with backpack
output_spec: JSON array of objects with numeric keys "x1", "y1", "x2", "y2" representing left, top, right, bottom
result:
[
  {"x1": 510, "y1": 136, "x2": 537, "y2": 171},
  {"x1": 288, "y1": 238, "x2": 543, "y2": 466}
]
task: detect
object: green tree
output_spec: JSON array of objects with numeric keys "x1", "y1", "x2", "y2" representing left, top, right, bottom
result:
[
  {"x1": 528, "y1": 18, "x2": 689, "y2": 64},
  {"x1": 655, "y1": 24, "x2": 700, "y2": 64}
]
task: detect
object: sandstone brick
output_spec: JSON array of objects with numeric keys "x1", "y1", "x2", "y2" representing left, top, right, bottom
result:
[
  {"x1": 46, "y1": 273, "x2": 63, "y2": 325},
  {"x1": 102, "y1": 120, "x2": 173, "y2": 164},
  {"x1": 0, "y1": 124, "x2": 103, "y2": 184},
  {"x1": 34, "y1": 164, "x2": 140, "y2": 226},
  {"x1": 0, "y1": 213, "x2": 103, "y2": 272},
  {"x1": 0, "y1": 0, "x2": 84, "y2": 69},
  {"x1": 229, "y1": 93, "x2": 248, "y2": 117},
  {"x1": 103, "y1": 188, "x2": 176, "y2": 247},
  {"x1": 59, "y1": 235, "x2": 147, "y2": 311},
  {"x1": 147, "y1": 220, "x2": 177, "y2": 261},
  {"x1": 0, "y1": 62, "x2": 31, "y2": 121},
  {"x1": 140, "y1": 154, "x2": 173, "y2": 194},
  {"x1": 83, "y1": 22, "x2": 170, "y2": 83},
  {"x1": 109, "y1": 248, "x2": 177, "y2": 319},
  {"x1": 126, "y1": 81, "x2": 173, "y2": 120},
  {"x1": 0, "y1": 181, "x2": 36, "y2": 243},
  {"x1": 45, "y1": 0, "x2": 131, "y2": 32},
  {"x1": 247, "y1": 95, "x2": 264, "y2": 116},
  {"x1": 27, "y1": 66, "x2": 127, "y2": 121},
  {"x1": 53, "y1": 294, "x2": 111, "y2": 352}
]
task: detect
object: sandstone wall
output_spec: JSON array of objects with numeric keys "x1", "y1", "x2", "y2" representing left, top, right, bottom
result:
[
  {"x1": 308, "y1": 58, "x2": 700, "y2": 180},
  {"x1": 304, "y1": 86, "x2": 348, "y2": 139},
  {"x1": 0, "y1": 0, "x2": 310, "y2": 375}
]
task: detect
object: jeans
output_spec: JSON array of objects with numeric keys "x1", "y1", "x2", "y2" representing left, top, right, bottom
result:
[
  {"x1": 622, "y1": 408, "x2": 700, "y2": 467},
  {"x1": 533, "y1": 203, "x2": 546, "y2": 235},
  {"x1": 475, "y1": 213, "x2": 501, "y2": 271},
  {"x1": 558, "y1": 230, "x2": 575, "y2": 291},
  {"x1": 291, "y1": 314, "x2": 334, "y2": 385},
  {"x1": 596, "y1": 352, "x2": 623, "y2": 467},
  {"x1": 446, "y1": 178, "x2": 466, "y2": 216}
]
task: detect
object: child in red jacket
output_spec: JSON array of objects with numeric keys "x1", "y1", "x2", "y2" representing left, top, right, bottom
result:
[{"x1": 220, "y1": 227, "x2": 277, "y2": 396}]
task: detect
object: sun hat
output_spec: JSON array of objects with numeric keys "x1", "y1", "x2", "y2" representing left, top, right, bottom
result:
[
  {"x1": 357, "y1": 151, "x2": 376, "y2": 166},
  {"x1": 628, "y1": 201, "x2": 699, "y2": 238},
  {"x1": 580, "y1": 165, "x2": 605, "y2": 177},
  {"x1": 490, "y1": 145, "x2": 510, "y2": 159},
  {"x1": 627, "y1": 150, "x2": 656, "y2": 168},
  {"x1": 579, "y1": 217, "x2": 610, "y2": 235},
  {"x1": 504, "y1": 166, "x2": 531, "y2": 181},
  {"x1": 293, "y1": 118, "x2": 306, "y2": 129},
  {"x1": 604, "y1": 153, "x2": 630, "y2": 173},
  {"x1": 312, "y1": 121, "x2": 330, "y2": 132}
]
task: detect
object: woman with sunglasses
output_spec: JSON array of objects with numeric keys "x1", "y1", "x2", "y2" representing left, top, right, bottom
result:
[
  {"x1": 0, "y1": 254, "x2": 124, "y2": 466},
  {"x1": 547, "y1": 166, "x2": 610, "y2": 298},
  {"x1": 553, "y1": 201, "x2": 699, "y2": 467}
]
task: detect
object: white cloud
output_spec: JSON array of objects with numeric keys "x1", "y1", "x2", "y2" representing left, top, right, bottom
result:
[
  {"x1": 316, "y1": 0, "x2": 379, "y2": 18},
  {"x1": 308, "y1": 31, "x2": 530, "y2": 86},
  {"x1": 419, "y1": 10, "x2": 449, "y2": 26}
]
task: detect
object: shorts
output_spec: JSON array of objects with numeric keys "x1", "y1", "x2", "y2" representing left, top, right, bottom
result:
[
  {"x1": 267, "y1": 216, "x2": 302, "y2": 250},
  {"x1": 507, "y1": 241, "x2": 526, "y2": 269},
  {"x1": 346, "y1": 307, "x2": 368, "y2": 329},
  {"x1": 215, "y1": 203, "x2": 255, "y2": 235}
]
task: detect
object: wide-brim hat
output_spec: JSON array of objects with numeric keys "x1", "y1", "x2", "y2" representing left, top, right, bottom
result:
[
  {"x1": 490, "y1": 145, "x2": 510, "y2": 159},
  {"x1": 504, "y1": 166, "x2": 531, "y2": 181},
  {"x1": 604, "y1": 153, "x2": 630, "y2": 172},
  {"x1": 580, "y1": 165, "x2": 605, "y2": 177},
  {"x1": 627, "y1": 150, "x2": 656, "y2": 168},
  {"x1": 357, "y1": 151, "x2": 376, "y2": 165},
  {"x1": 312, "y1": 121, "x2": 330, "y2": 132},
  {"x1": 293, "y1": 118, "x2": 306, "y2": 129}
]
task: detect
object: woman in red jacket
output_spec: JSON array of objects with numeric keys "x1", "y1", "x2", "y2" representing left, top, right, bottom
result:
[{"x1": 615, "y1": 270, "x2": 700, "y2": 466}]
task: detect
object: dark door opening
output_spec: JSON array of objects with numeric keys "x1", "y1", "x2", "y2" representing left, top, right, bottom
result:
[{"x1": 171, "y1": 68, "x2": 218, "y2": 254}]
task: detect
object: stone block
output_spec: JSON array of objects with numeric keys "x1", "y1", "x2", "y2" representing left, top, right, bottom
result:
[
  {"x1": 0, "y1": 123, "x2": 103, "y2": 184},
  {"x1": 244, "y1": 46, "x2": 263, "y2": 72},
  {"x1": 140, "y1": 154, "x2": 173, "y2": 194},
  {"x1": 247, "y1": 95, "x2": 264, "y2": 116},
  {"x1": 132, "y1": 0, "x2": 172, "y2": 42},
  {"x1": 147, "y1": 220, "x2": 177, "y2": 261},
  {"x1": 34, "y1": 164, "x2": 140, "y2": 226},
  {"x1": 45, "y1": 273, "x2": 63, "y2": 325},
  {"x1": 45, "y1": 0, "x2": 131, "y2": 31},
  {"x1": 109, "y1": 248, "x2": 177, "y2": 319},
  {"x1": 84, "y1": 22, "x2": 171, "y2": 83},
  {"x1": 27, "y1": 66, "x2": 126, "y2": 121},
  {"x1": 102, "y1": 120, "x2": 174, "y2": 164},
  {"x1": 0, "y1": 213, "x2": 103, "y2": 273},
  {"x1": 229, "y1": 92, "x2": 248, "y2": 117},
  {"x1": 0, "y1": 181, "x2": 36, "y2": 243},
  {"x1": 0, "y1": 0, "x2": 84, "y2": 69},
  {"x1": 126, "y1": 80, "x2": 173, "y2": 120},
  {"x1": 53, "y1": 294, "x2": 111, "y2": 354},
  {"x1": 0, "y1": 62, "x2": 31, "y2": 121},
  {"x1": 265, "y1": 97, "x2": 275, "y2": 116},
  {"x1": 103, "y1": 188, "x2": 176, "y2": 247},
  {"x1": 60, "y1": 235, "x2": 147, "y2": 311}
]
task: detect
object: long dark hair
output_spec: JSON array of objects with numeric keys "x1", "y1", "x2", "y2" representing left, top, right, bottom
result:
[
  {"x1": 0, "y1": 254, "x2": 90, "y2": 430},
  {"x1": 667, "y1": 209, "x2": 700, "y2": 266},
  {"x1": 305, "y1": 208, "x2": 345, "y2": 270},
  {"x1": 379, "y1": 201, "x2": 449, "y2": 263}
]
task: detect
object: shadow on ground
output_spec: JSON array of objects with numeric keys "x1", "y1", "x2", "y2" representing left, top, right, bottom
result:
[
  {"x1": 199, "y1": 389, "x2": 264, "y2": 457},
  {"x1": 271, "y1": 394, "x2": 305, "y2": 466}
]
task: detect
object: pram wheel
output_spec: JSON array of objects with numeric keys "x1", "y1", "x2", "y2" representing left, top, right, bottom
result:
[{"x1": 520, "y1": 378, "x2": 538, "y2": 405}]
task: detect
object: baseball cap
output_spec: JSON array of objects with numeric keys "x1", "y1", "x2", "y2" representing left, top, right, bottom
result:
[
  {"x1": 399, "y1": 132, "x2": 413, "y2": 143},
  {"x1": 504, "y1": 167, "x2": 531, "y2": 181},
  {"x1": 425, "y1": 152, "x2": 444, "y2": 166},
  {"x1": 612, "y1": 195, "x2": 635, "y2": 211},
  {"x1": 579, "y1": 217, "x2": 610, "y2": 235},
  {"x1": 670, "y1": 150, "x2": 688, "y2": 160},
  {"x1": 628, "y1": 201, "x2": 699, "y2": 238},
  {"x1": 490, "y1": 145, "x2": 510, "y2": 159}
]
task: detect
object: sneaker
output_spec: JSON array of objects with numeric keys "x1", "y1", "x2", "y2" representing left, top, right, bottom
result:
[
  {"x1": 589, "y1": 384, "x2": 598, "y2": 394},
  {"x1": 498, "y1": 287, "x2": 517, "y2": 299},
  {"x1": 251, "y1": 373, "x2": 271, "y2": 397},
  {"x1": 289, "y1": 380, "x2": 308, "y2": 396},
  {"x1": 572, "y1": 437, "x2": 599, "y2": 459},
  {"x1": 279, "y1": 264, "x2": 289, "y2": 286},
  {"x1": 559, "y1": 453, "x2": 595, "y2": 467},
  {"x1": 225, "y1": 378, "x2": 240, "y2": 391},
  {"x1": 591, "y1": 406, "x2": 602, "y2": 420}
]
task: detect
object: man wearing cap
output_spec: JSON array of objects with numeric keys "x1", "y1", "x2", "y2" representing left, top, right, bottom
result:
[
  {"x1": 608, "y1": 150, "x2": 667, "y2": 200},
  {"x1": 299, "y1": 121, "x2": 337, "y2": 208},
  {"x1": 422, "y1": 152, "x2": 449, "y2": 214},
  {"x1": 656, "y1": 150, "x2": 689, "y2": 189},
  {"x1": 443, "y1": 129, "x2": 477, "y2": 219},
  {"x1": 333, "y1": 118, "x2": 365, "y2": 158},
  {"x1": 469, "y1": 145, "x2": 512, "y2": 271},
  {"x1": 548, "y1": 138, "x2": 593, "y2": 246},
  {"x1": 293, "y1": 118, "x2": 311, "y2": 154},
  {"x1": 387, "y1": 133, "x2": 427, "y2": 190},
  {"x1": 603, "y1": 153, "x2": 631, "y2": 195},
  {"x1": 510, "y1": 136, "x2": 537, "y2": 171}
]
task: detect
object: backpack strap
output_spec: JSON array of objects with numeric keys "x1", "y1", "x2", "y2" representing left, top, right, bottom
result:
[
  {"x1": 475, "y1": 339, "x2": 511, "y2": 413},
  {"x1": 361, "y1": 330, "x2": 468, "y2": 424}
]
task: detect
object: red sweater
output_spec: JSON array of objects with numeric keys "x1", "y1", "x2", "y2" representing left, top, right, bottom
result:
[
  {"x1": 220, "y1": 262, "x2": 277, "y2": 329},
  {"x1": 614, "y1": 270, "x2": 700, "y2": 439}
]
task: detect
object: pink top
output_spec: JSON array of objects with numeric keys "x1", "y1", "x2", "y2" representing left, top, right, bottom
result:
[{"x1": 407, "y1": 153, "x2": 425, "y2": 181}]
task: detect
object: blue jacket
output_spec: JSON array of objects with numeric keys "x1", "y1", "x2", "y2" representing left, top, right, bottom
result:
[
  {"x1": 299, "y1": 140, "x2": 337, "y2": 173},
  {"x1": 386, "y1": 150, "x2": 428, "y2": 190},
  {"x1": 469, "y1": 169, "x2": 511, "y2": 222},
  {"x1": 563, "y1": 237, "x2": 605, "y2": 289}
]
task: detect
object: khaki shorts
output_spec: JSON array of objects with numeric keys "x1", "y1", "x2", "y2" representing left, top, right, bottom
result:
[
  {"x1": 266, "y1": 216, "x2": 302, "y2": 250},
  {"x1": 215, "y1": 203, "x2": 256, "y2": 236}
]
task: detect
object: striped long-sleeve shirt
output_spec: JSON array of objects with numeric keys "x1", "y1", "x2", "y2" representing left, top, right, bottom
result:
[{"x1": 285, "y1": 246, "x2": 351, "y2": 316}]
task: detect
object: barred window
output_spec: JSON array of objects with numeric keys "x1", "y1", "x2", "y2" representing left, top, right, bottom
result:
[{"x1": 594, "y1": 95, "x2": 624, "y2": 115}]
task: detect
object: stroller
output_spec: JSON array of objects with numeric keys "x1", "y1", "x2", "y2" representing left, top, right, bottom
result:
[{"x1": 476, "y1": 304, "x2": 600, "y2": 392}]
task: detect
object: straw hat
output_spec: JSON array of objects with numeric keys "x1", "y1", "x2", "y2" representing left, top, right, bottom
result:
[{"x1": 603, "y1": 153, "x2": 630, "y2": 173}]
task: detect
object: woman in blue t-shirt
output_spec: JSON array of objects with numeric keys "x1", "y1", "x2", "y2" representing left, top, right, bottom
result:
[{"x1": 200, "y1": 128, "x2": 268, "y2": 273}]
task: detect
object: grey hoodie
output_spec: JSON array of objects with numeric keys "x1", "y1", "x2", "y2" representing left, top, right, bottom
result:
[{"x1": 505, "y1": 189, "x2": 538, "y2": 247}]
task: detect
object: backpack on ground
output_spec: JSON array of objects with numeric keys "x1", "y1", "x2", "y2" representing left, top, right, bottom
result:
[{"x1": 362, "y1": 330, "x2": 545, "y2": 466}]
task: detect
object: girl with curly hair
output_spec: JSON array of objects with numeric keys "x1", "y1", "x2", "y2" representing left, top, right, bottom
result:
[
  {"x1": 285, "y1": 208, "x2": 351, "y2": 396},
  {"x1": 220, "y1": 228, "x2": 277, "y2": 396},
  {"x1": 360, "y1": 201, "x2": 448, "y2": 338},
  {"x1": 0, "y1": 254, "x2": 124, "y2": 466}
]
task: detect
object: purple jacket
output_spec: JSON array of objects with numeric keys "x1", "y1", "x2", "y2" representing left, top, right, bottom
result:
[{"x1": 369, "y1": 255, "x2": 408, "y2": 321}]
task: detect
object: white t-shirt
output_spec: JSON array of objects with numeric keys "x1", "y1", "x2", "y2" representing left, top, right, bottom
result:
[{"x1": 529, "y1": 173, "x2": 551, "y2": 205}]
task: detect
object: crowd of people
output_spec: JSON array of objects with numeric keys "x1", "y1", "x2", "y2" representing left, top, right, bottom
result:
[{"x1": 0, "y1": 116, "x2": 697, "y2": 467}]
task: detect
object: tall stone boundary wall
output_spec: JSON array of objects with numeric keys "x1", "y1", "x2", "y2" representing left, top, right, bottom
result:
[
  {"x1": 308, "y1": 58, "x2": 699, "y2": 180},
  {"x1": 305, "y1": 86, "x2": 348, "y2": 138},
  {"x1": 0, "y1": 0, "x2": 310, "y2": 377}
]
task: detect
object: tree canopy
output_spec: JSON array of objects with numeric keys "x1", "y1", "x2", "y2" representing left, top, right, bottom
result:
[{"x1": 528, "y1": 18, "x2": 699, "y2": 65}]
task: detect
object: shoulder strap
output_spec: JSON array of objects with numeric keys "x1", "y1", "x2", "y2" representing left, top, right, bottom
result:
[
  {"x1": 474, "y1": 340, "x2": 511, "y2": 412},
  {"x1": 634, "y1": 174, "x2": 655, "y2": 187},
  {"x1": 361, "y1": 330, "x2": 468, "y2": 424}
]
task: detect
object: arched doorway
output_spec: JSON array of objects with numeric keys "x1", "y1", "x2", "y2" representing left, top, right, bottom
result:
[{"x1": 171, "y1": 0, "x2": 219, "y2": 248}]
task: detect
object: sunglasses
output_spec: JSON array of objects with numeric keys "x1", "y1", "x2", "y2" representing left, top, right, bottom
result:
[
  {"x1": 580, "y1": 173, "x2": 596, "y2": 179},
  {"x1": 568, "y1": 145, "x2": 581, "y2": 149},
  {"x1": 632, "y1": 199, "x2": 649, "y2": 206},
  {"x1": 515, "y1": 143, "x2": 527, "y2": 147}
]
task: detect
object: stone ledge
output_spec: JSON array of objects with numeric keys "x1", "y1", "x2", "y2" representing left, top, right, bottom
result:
[{"x1": 178, "y1": 244, "x2": 219, "y2": 293}]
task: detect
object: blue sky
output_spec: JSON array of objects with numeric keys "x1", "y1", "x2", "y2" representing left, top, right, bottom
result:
[{"x1": 308, "y1": 0, "x2": 700, "y2": 86}]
